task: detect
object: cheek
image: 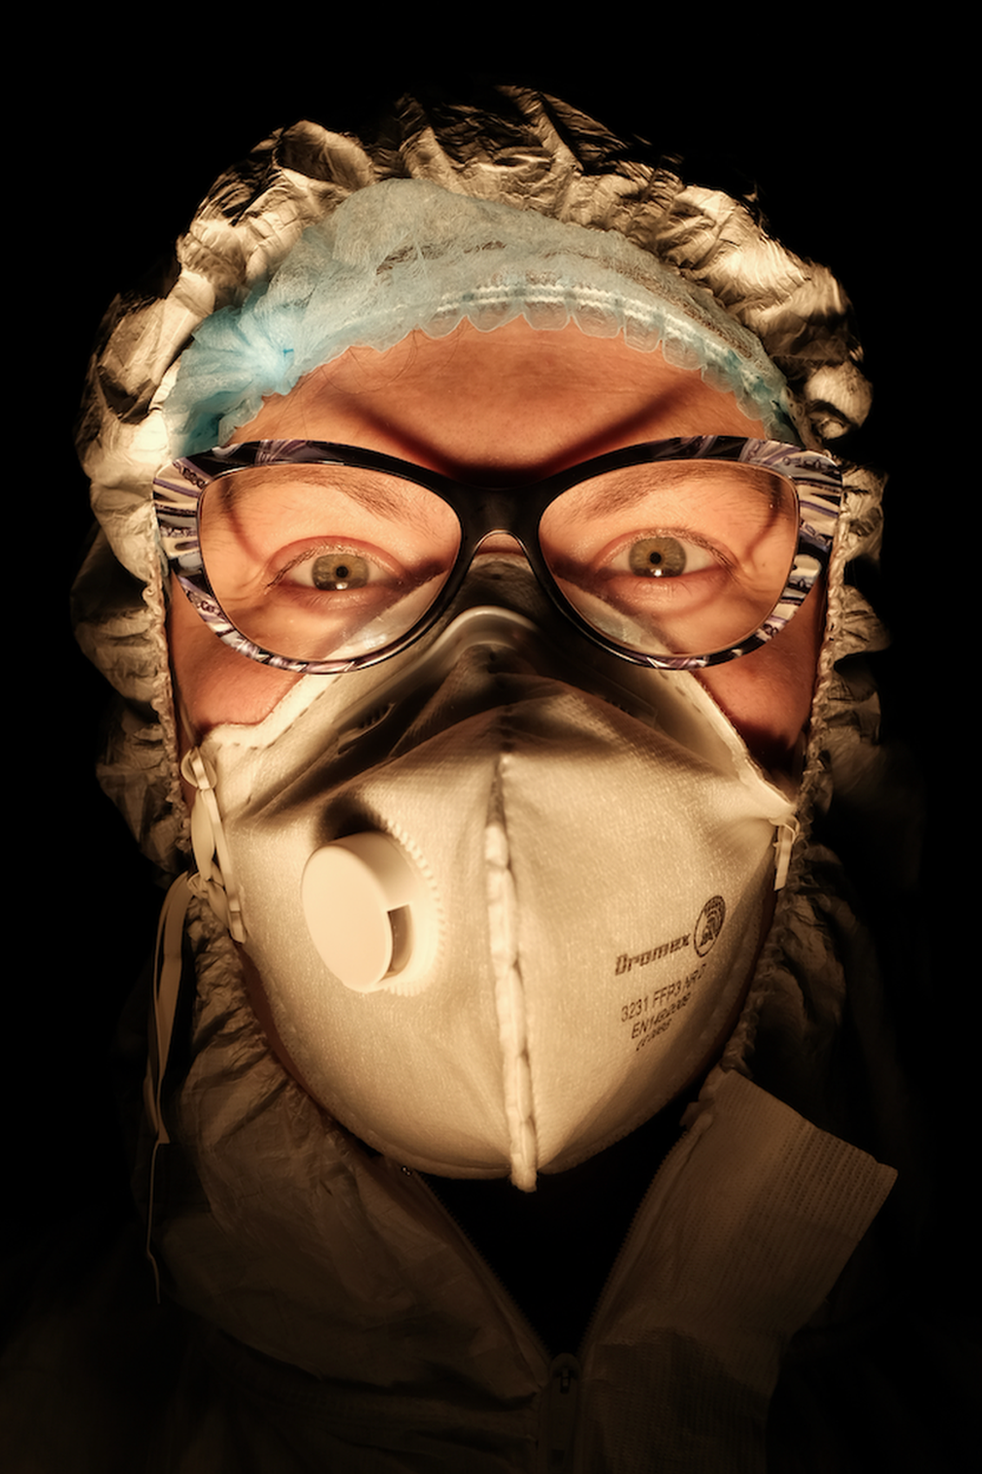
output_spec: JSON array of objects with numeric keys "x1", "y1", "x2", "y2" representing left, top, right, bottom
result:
[
  {"x1": 694, "y1": 583, "x2": 826, "y2": 774},
  {"x1": 168, "y1": 580, "x2": 300, "y2": 740}
]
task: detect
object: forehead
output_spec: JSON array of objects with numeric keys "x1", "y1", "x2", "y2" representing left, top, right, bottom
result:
[{"x1": 229, "y1": 319, "x2": 771, "y2": 480}]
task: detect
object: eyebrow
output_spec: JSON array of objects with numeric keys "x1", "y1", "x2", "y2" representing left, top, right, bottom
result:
[
  {"x1": 213, "y1": 466, "x2": 446, "y2": 532},
  {"x1": 568, "y1": 461, "x2": 790, "y2": 515}
]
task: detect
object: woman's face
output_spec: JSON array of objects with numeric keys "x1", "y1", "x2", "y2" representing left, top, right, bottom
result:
[{"x1": 169, "y1": 319, "x2": 824, "y2": 774}]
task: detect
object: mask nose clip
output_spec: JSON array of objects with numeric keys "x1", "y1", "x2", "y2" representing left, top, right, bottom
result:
[
  {"x1": 302, "y1": 832, "x2": 438, "y2": 995},
  {"x1": 331, "y1": 607, "x2": 544, "y2": 746}
]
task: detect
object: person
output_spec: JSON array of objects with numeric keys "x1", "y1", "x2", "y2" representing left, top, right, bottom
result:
[{"x1": 5, "y1": 85, "x2": 956, "y2": 1471}]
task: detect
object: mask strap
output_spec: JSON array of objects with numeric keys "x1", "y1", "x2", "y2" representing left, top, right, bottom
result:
[
  {"x1": 773, "y1": 818, "x2": 800, "y2": 892},
  {"x1": 181, "y1": 747, "x2": 246, "y2": 943},
  {"x1": 142, "y1": 872, "x2": 195, "y2": 1300}
]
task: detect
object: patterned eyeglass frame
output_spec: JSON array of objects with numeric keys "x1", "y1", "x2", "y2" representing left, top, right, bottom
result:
[{"x1": 153, "y1": 435, "x2": 843, "y2": 675}]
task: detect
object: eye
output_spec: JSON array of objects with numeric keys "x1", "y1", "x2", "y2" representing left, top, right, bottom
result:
[
  {"x1": 296, "y1": 551, "x2": 373, "y2": 591},
  {"x1": 276, "y1": 545, "x2": 389, "y2": 593},
  {"x1": 611, "y1": 533, "x2": 716, "y2": 580}
]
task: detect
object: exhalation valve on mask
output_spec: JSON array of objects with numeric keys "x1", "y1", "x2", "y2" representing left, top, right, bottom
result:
[
  {"x1": 183, "y1": 747, "x2": 439, "y2": 996},
  {"x1": 180, "y1": 605, "x2": 799, "y2": 1189},
  {"x1": 302, "y1": 831, "x2": 438, "y2": 993}
]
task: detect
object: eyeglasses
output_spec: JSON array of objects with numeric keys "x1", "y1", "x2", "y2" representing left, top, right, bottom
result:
[{"x1": 153, "y1": 436, "x2": 843, "y2": 674}]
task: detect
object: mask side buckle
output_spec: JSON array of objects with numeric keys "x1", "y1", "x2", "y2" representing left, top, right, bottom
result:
[{"x1": 181, "y1": 748, "x2": 246, "y2": 943}]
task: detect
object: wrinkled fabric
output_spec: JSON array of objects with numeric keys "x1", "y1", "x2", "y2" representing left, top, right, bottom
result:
[{"x1": 162, "y1": 177, "x2": 796, "y2": 453}]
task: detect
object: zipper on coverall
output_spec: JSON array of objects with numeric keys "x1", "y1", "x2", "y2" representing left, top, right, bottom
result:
[
  {"x1": 399, "y1": 1126, "x2": 691, "y2": 1471},
  {"x1": 540, "y1": 1353, "x2": 580, "y2": 1473}
]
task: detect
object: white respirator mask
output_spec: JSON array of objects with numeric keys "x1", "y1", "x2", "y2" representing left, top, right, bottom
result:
[{"x1": 182, "y1": 570, "x2": 797, "y2": 1190}]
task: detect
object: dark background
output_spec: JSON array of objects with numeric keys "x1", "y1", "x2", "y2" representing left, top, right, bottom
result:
[{"x1": 17, "y1": 42, "x2": 952, "y2": 1266}]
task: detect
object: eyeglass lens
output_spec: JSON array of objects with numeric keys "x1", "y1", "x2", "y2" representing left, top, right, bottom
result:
[{"x1": 198, "y1": 459, "x2": 799, "y2": 663}]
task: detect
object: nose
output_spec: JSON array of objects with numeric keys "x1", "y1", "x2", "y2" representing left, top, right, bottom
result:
[
  {"x1": 474, "y1": 531, "x2": 526, "y2": 557},
  {"x1": 456, "y1": 540, "x2": 552, "y2": 625}
]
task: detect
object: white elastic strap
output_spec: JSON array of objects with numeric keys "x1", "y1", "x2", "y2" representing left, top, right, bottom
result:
[
  {"x1": 773, "y1": 818, "x2": 800, "y2": 891},
  {"x1": 181, "y1": 747, "x2": 246, "y2": 942}
]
